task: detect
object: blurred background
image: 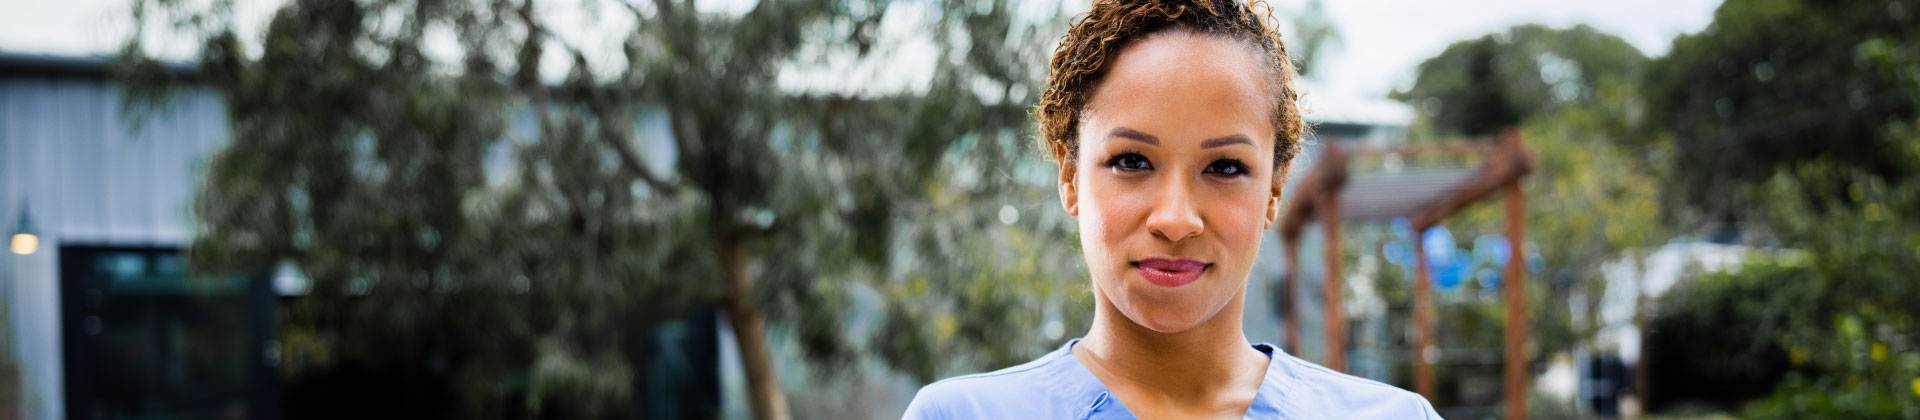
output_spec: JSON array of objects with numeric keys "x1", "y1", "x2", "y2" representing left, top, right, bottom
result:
[{"x1": 0, "y1": 0, "x2": 1916, "y2": 419}]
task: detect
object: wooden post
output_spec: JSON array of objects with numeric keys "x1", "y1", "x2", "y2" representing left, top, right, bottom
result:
[
  {"x1": 1414, "y1": 230, "x2": 1435, "y2": 400},
  {"x1": 1285, "y1": 235, "x2": 1302, "y2": 355},
  {"x1": 1503, "y1": 171, "x2": 1529, "y2": 420},
  {"x1": 1634, "y1": 263, "x2": 1650, "y2": 417},
  {"x1": 1321, "y1": 191, "x2": 1346, "y2": 373},
  {"x1": 720, "y1": 234, "x2": 791, "y2": 420}
]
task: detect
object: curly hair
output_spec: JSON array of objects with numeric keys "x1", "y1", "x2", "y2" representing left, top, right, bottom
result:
[{"x1": 1037, "y1": 0, "x2": 1304, "y2": 171}]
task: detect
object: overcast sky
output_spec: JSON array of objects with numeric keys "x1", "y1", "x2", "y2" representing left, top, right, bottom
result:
[
  {"x1": 1, "y1": 0, "x2": 1725, "y2": 100},
  {"x1": 1294, "y1": 0, "x2": 1723, "y2": 98}
]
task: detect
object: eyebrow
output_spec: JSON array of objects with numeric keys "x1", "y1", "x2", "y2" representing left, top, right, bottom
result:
[
  {"x1": 1201, "y1": 134, "x2": 1255, "y2": 149},
  {"x1": 1107, "y1": 126, "x2": 1254, "y2": 149},
  {"x1": 1108, "y1": 127, "x2": 1158, "y2": 145}
]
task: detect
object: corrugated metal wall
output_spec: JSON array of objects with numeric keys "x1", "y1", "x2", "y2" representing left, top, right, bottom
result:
[{"x1": 1, "y1": 74, "x2": 230, "y2": 420}]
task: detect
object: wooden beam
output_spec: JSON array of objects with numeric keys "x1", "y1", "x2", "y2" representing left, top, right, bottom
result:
[
  {"x1": 1271, "y1": 133, "x2": 1542, "y2": 395},
  {"x1": 1321, "y1": 188, "x2": 1346, "y2": 373},
  {"x1": 1284, "y1": 235, "x2": 1302, "y2": 355},
  {"x1": 1503, "y1": 159, "x2": 1530, "y2": 420},
  {"x1": 1280, "y1": 144, "x2": 1349, "y2": 240},
  {"x1": 1414, "y1": 230, "x2": 1435, "y2": 400},
  {"x1": 1409, "y1": 130, "x2": 1536, "y2": 232}
]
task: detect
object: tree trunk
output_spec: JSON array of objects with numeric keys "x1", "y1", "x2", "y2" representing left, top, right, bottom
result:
[{"x1": 718, "y1": 235, "x2": 790, "y2": 420}]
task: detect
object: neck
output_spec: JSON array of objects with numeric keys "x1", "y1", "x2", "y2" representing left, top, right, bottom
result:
[{"x1": 1075, "y1": 289, "x2": 1261, "y2": 399}]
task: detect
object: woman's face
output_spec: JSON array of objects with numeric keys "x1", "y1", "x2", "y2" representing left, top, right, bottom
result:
[{"x1": 1061, "y1": 31, "x2": 1286, "y2": 333}]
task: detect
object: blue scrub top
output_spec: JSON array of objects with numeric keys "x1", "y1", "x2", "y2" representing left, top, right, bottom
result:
[{"x1": 903, "y1": 339, "x2": 1440, "y2": 419}]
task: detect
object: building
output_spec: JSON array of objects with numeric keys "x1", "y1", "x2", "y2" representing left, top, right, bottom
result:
[
  {"x1": 1, "y1": 51, "x2": 739, "y2": 420},
  {"x1": 0, "y1": 52, "x2": 283, "y2": 420}
]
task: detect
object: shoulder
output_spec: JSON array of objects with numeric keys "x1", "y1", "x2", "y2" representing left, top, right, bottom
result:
[
  {"x1": 1269, "y1": 351, "x2": 1442, "y2": 419},
  {"x1": 902, "y1": 349, "x2": 1078, "y2": 420}
]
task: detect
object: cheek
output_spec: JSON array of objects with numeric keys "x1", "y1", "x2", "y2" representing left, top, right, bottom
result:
[
  {"x1": 1207, "y1": 186, "x2": 1271, "y2": 250},
  {"x1": 1089, "y1": 186, "x2": 1151, "y2": 251},
  {"x1": 1076, "y1": 174, "x2": 1151, "y2": 254}
]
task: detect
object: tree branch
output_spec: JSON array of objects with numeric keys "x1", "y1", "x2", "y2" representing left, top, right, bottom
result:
[
  {"x1": 518, "y1": 8, "x2": 684, "y2": 196},
  {"x1": 587, "y1": 99, "x2": 682, "y2": 195},
  {"x1": 665, "y1": 109, "x2": 700, "y2": 168}
]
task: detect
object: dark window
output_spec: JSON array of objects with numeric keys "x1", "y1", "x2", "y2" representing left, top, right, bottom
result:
[{"x1": 61, "y1": 245, "x2": 279, "y2": 420}]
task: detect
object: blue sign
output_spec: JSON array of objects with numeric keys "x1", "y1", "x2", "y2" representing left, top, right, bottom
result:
[
  {"x1": 1383, "y1": 241, "x2": 1411, "y2": 267},
  {"x1": 1422, "y1": 226, "x2": 1454, "y2": 266},
  {"x1": 1391, "y1": 217, "x2": 1415, "y2": 241},
  {"x1": 1433, "y1": 257, "x2": 1462, "y2": 290},
  {"x1": 1473, "y1": 234, "x2": 1512, "y2": 267}
]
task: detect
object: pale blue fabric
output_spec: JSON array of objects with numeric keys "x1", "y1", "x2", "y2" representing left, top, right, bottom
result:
[{"x1": 903, "y1": 338, "x2": 1441, "y2": 419}]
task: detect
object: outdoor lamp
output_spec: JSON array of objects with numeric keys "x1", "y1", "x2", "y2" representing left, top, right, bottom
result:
[{"x1": 10, "y1": 204, "x2": 36, "y2": 255}]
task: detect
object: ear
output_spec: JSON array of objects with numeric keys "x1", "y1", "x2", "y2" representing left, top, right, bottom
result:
[
  {"x1": 1058, "y1": 161, "x2": 1080, "y2": 217},
  {"x1": 1264, "y1": 162, "x2": 1291, "y2": 229}
]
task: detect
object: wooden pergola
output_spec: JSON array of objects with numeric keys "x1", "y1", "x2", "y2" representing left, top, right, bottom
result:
[{"x1": 1277, "y1": 129, "x2": 1537, "y2": 420}]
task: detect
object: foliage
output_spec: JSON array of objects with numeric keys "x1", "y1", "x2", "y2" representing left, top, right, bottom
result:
[
  {"x1": 1645, "y1": 144, "x2": 1920, "y2": 417},
  {"x1": 1285, "y1": 0, "x2": 1338, "y2": 77},
  {"x1": 1741, "y1": 381, "x2": 1910, "y2": 420},
  {"x1": 1644, "y1": 0, "x2": 1920, "y2": 223},
  {"x1": 1393, "y1": 24, "x2": 1647, "y2": 137},
  {"x1": 1398, "y1": 22, "x2": 1665, "y2": 359},
  {"x1": 1501, "y1": 76, "x2": 1665, "y2": 355},
  {"x1": 117, "y1": 0, "x2": 1087, "y2": 418},
  {"x1": 1736, "y1": 162, "x2": 1920, "y2": 418},
  {"x1": 1642, "y1": 257, "x2": 1800, "y2": 411},
  {"x1": 1386, "y1": 24, "x2": 1667, "y2": 415},
  {"x1": 1638, "y1": 0, "x2": 1920, "y2": 415},
  {"x1": 1646, "y1": 162, "x2": 1920, "y2": 418}
]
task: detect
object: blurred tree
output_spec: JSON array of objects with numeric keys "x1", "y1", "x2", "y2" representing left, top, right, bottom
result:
[
  {"x1": 1644, "y1": 0, "x2": 1920, "y2": 226},
  {"x1": 1396, "y1": 23, "x2": 1664, "y2": 347},
  {"x1": 1641, "y1": 259, "x2": 1797, "y2": 411},
  {"x1": 1642, "y1": 16, "x2": 1920, "y2": 415},
  {"x1": 1729, "y1": 93, "x2": 1920, "y2": 419},
  {"x1": 1392, "y1": 24, "x2": 1647, "y2": 137},
  {"x1": 1427, "y1": 92, "x2": 1666, "y2": 408},
  {"x1": 1645, "y1": 156, "x2": 1920, "y2": 416},
  {"x1": 1392, "y1": 24, "x2": 1666, "y2": 414},
  {"x1": 117, "y1": 0, "x2": 1086, "y2": 419},
  {"x1": 1286, "y1": 0, "x2": 1339, "y2": 77}
]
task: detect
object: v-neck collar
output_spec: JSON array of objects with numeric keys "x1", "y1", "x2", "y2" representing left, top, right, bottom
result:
[{"x1": 1050, "y1": 338, "x2": 1294, "y2": 419}]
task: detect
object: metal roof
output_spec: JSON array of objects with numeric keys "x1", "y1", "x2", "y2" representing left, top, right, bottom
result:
[
  {"x1": 1280, "y1": 132, "x2": 1536, "y2": 237},
  {"x1": 1338, "y1": 166, "x2": 1482, "y2": 222},
  {"x1": 0, "y1": 51, "x2": 197, "y2": 79}
]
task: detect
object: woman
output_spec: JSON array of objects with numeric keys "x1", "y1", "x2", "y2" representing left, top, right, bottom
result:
[{"x1": 904, "y1": 1, "x2": 1440, "y2": 418}]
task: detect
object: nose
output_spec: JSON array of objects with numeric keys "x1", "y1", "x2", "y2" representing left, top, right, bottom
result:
[{"x1": 1145, "y1": 179, "x2": 1204, "y2": 242}]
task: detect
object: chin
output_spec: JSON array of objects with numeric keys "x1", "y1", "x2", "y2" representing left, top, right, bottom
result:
[
  {"x1": 1128, "y1": 309, "x2": 1212, "y2": 333},
  {"x1": 1106, "y1": 274, "x2": 1231, "y2": 334}
]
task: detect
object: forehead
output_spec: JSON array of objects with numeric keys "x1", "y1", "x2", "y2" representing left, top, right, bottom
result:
[{"x1": 1081, "y1": 31, "x2": 1274, "y2": 148}]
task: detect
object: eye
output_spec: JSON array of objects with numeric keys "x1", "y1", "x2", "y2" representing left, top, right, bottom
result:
[
  {"x1": 1205, "y1": 159, "x2": 1249, "y2": 177},
  {"x1": 1106, "y1": 153, "x2": 1153, "y2": 172}
]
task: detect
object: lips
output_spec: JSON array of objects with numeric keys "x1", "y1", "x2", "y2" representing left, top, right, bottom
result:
[{"x1": 1133, "y1": 258, "x2": 1211, "y2": 287}]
